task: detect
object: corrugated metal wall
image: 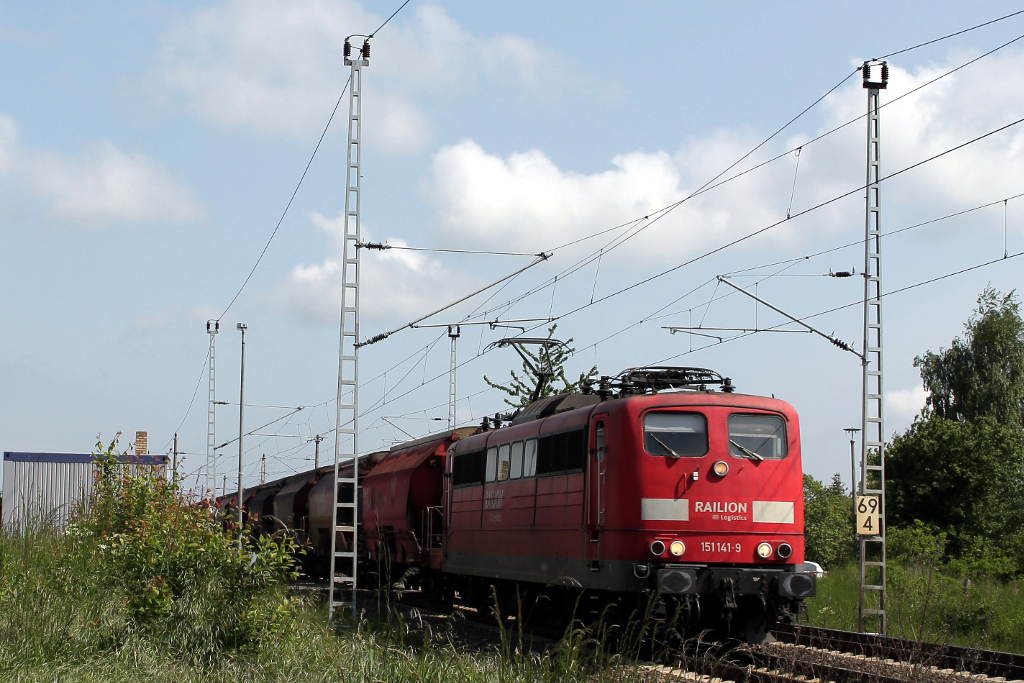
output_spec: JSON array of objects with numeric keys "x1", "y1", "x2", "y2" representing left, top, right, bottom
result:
[{"x1": 2, "y1": 453, "x2": 168, "y2": 534}]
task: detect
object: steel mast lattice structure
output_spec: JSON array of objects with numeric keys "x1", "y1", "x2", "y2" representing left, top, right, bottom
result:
[
  {"x1": 859, "y1": 59, "x2": 888, "y2": 635},
  {"x1": 206, "y1": 319, "x2": 219, "y2": 495},
  {"x1": 448, "y1": 325, "x2": 460, "y2": 430},
  {"x1": 330, "y1": 36, "x2": 369, "y2": 627}
]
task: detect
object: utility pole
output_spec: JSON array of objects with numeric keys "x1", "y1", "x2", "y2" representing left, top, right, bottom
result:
[
  {"x1": 222, "y1": 474, "x2": 227, "y2": 498},
  {"x1": 859, "y1": 59, "x2": 888, "y2": 635},
  {"x1": 236, "y1": 322, "x2": 248, "y2": 545},
  {"x1": 260, "y1": 453, "x2": 266, "y2": 485},
  {"x1": 313, "y1": 434, "x2": 324, "y2": 469},
  {"x1": 206, "y1": 320, "x2": 219, "y2": 495},
  {"x1": 331, "y1": 35, "x2": 369, "y2": 627},
  {"x1": 172, "y1": 432, "x2": 179, "y2": 484},
  {"x1": 448, "y1": 325, "x2": 460, "y2": 430},
  {"x1": 844, "y1": 427, "x2": 860, "y2": 495}
]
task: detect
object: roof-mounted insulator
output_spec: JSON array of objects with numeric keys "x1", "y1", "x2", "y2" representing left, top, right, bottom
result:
[
  {"x1": 344, "y1": 40, "x2": 352, "y2": 58},
  {"x1": 722, "y1": 377, "x2": 735, "y2": 393},
  {"x1": 362, "y1": 40, "x2": 370, "y2": 59}
]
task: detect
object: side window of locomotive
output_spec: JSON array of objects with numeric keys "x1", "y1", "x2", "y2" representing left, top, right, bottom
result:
[
  {"x1": 728, "y1": 414, "x2": 788, "y2": 459},
  {"x1": 523, "y1": 438, "x2": 538, "y2": 477},
  {"x1": 510, "y1": 441, "x2": 524, "y2": 479},
  {"x1": 564, "y1": 429, "x2": 586, "y2": 472},
  {"x1": 497, "y1": 444, "x2": 511, "y2": 481},
  {"x1": 643, "y1": 412, "x2": 708, "y2": 457},
  {"x1": 485, "y1": 447, "x2": 498, "y2": 482},
  {"x1": 452, "y1": 450, "x2": 486, "y2": 487},
  {"x1": 536, "y1": 428, "x2": 587, "y2": 476}
]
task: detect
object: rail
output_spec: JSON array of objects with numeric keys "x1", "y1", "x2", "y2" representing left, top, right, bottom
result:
[{"x1": 772, "y1": 623, "x2": 1024, "y2": 680}]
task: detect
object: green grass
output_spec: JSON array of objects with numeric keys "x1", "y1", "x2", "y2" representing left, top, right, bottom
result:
[
  {"x1": 0, "y1": 530, "x2": 661, "y2": 682},
  {"x1": 807, "y1": 562, "x2": 1024, "y2": 653}
]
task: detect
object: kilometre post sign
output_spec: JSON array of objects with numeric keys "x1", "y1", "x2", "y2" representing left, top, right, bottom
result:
[{"x1": 856, "y1": 495, "x2": 880, "y2": 536}]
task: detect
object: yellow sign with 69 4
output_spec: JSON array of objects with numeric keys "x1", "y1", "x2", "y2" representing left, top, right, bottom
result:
[{"x1": 856, "y1": 495, "x2": 881, "y2": 536}]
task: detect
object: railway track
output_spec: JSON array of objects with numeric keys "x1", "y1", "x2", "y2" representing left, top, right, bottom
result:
[
  {"x1": 766, "y1": 624, "x2": 1024, "y2": 682},
  {"x1": 298, "y1": 583, "x2": 1024, "y2": 683}
]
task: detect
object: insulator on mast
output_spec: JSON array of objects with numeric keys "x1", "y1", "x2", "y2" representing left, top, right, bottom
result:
[
  {"x1": 362, "y1": 40, "x2": 370, "y2": 59},
  {"x1": 344, "y1": 39, "x2": 352, "y2": 58}
]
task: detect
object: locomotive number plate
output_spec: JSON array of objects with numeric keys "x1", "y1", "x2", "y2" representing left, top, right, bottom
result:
[{"x1": 701, "y1": 542, "x2": 742, "y2": 553}]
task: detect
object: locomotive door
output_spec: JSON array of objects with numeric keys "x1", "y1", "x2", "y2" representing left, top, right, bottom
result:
[{"x1": 586, "y1": 420, "x2": 607, "y2": 565}]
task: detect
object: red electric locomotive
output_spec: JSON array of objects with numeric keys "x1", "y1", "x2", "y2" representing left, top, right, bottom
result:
[{"x1": 359, "y1": 367, "x2": 816, "y2": 642}]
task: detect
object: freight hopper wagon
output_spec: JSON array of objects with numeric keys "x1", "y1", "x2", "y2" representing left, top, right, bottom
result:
[{"x1": 360, "y1": 367, "x2": 817, "y2": 642}]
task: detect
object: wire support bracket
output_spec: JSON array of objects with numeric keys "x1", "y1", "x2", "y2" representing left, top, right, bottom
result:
[{"x1": 715, "y1": 276, "x2": 863, "y2": 359}]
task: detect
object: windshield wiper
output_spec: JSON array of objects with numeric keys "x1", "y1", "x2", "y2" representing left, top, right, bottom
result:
[
  {"x1": 651, "y1": 434, "x2": 681, "y2": 459},
  {"x1": 730, "y1": 440, "x2": 765, "y2": 462}
]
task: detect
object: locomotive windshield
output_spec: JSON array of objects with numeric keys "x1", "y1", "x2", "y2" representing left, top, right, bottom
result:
[
  {"x1": 728, "y1": 414, "x2": 788, "y2": 459},
  {"x1": 643, "y1": 412, "x2": 708, "y2": 457}
]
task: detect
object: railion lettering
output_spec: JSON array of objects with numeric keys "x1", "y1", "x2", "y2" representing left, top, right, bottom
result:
[{"x1": 694, "y1": 501, "x2": 748, "y2": 514}]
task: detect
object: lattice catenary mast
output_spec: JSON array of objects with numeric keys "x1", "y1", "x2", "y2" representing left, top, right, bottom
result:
[
  {"x1": 448, "y1": 325, "x2": 460, "y2": 430},
  {"x1": 859, "y1": 59, "x2": 888, "y2": 635},
  {"x1": 330, "y1": 36, "x2": 369, "y2": 627},
  {"x1": 206, "y1": 319, "x2": 220, "y2": 495}
]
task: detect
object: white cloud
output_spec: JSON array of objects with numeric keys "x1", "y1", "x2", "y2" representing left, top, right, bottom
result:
[
  {"x1": 273, "y1": 210, "x2": 476, "y2": 325},
  {"x1": 0, "y1": 113, "x2": 203, "y2": 225},
  {"x1": 423, "y1": 49, "x2": 1024, "y2": 264},
  {"x1": 886, "y1": 385, "x2": 929, "y2": 423},
  {"x1": 425, "y1": 135, "x2": 797, "y2": 259},
  {"x1": 159, "y1": 0, "x2": 602, "y2": 150}
]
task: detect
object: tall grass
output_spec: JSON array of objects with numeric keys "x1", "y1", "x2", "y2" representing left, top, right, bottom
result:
[
  {"x1": 0, "y1": 528, "x2": 666, "y2": 682},
  {"x1": 0, "y1": 447, "x2": 667, "y2": 681},
  {"x1": 808, "y1": 562, "x2": 1024, "y2": 652}
]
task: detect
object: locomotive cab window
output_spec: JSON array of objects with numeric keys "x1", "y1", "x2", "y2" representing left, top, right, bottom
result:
[
  {"x1": 728, "y1": 414, "x2": 788, "y2": 460},
  {"x1": 643, "y1": 412, "x2": 708, "y2": 457}
]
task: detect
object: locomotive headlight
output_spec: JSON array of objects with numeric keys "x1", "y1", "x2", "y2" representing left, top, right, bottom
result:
[
  {"x1": 756, "y1": 542, "x2": 773, "y2": 559},
  {"x1": 713, "y1": 461, "x2": 729, "y2": 477},
  {"x1": 777, "y1": 543, "x2": 793, "y2": 559},
  {"x1": 669, "y1": 540, "x2": 685, "y2": 556},
  {"x1": 650, "y1": 540, "x2": 666, "y2": 556}
]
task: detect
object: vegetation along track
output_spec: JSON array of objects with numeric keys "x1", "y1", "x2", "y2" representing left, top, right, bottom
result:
[{"x1": 395, "y1": 590, "x2": 1024, "y2": 683}]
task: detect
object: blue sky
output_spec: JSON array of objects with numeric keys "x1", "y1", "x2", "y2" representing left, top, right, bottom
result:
[{"x1": 3, "y1": 1, "x2": 1024, "y2": 494}]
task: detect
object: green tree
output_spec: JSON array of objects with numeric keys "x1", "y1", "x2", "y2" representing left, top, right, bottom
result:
[
  {"x1": 885, "y1": 286, "x2": 1024, "y2": 577},
  {"x1": 483, "y1": 325, "x2": 597, "y2": 410},
  {"x1": 803, "y1": 474, "x2": 856, "y2": 569},
  {"x1": 886, "y1": 415, "x2": 1024, "y2": 566},
  {"x1": 915, "y1": 286, "x2": 1024, "y2": 428}
]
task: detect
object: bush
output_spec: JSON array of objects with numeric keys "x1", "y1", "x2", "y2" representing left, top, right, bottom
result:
[
  {"x1": 888, "y1": 521, "x2": 947, "y2": 567},
  {"x1": 80, "y1": 441, "x2": 302, "y2": 657},
  {"x1": 0, "y1": 436, "x2": 303, "y2": 671}
]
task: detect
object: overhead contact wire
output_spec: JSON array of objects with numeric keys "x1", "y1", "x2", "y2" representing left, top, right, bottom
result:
[{"x1": 219, "y1": 76, "x2": 351, "y2": 319}]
